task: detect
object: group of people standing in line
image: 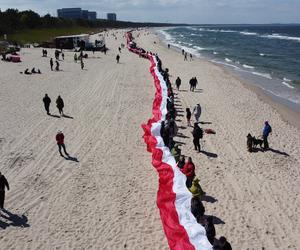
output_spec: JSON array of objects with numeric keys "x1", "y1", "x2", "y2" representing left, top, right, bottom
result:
[{"x1": 154, "y1": 54, "x2": 231, "y2": 249}]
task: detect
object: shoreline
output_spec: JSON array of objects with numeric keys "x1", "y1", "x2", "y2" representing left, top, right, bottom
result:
[
  {"x1": 154, "y1": 30, "x2": 300, "y2": 130},
  {"x1": 135, "y1": 29, "x2": 300, "y2": 249}
]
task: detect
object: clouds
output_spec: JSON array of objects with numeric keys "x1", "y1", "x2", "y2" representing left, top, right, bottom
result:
[{"x1": 0, "y1": 0, "x2": 299, "y2": 23}]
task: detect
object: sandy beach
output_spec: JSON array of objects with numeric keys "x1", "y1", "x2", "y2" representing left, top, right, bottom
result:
[{"x1": 1, "y1": 29, "x2": 300, "y2": 249}]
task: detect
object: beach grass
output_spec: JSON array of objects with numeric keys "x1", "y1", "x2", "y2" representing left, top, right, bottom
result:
[{"x1": 7, "y1": 26, "x2": 102, "y2": 44}]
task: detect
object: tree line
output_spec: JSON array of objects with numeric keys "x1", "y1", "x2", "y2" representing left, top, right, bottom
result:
[{"x1": 0, "y1": 9, "x2": 177, "y2": 37}]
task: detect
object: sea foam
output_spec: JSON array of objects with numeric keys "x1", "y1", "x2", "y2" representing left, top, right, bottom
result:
[
  {"x1": 252, "y1": 71, "x2": 272, "y2": 79},
  {"x1": 282, "y1": 81, "x2": 295, "y2": 89},
  {"x1": 243, "y1": 64, "x2": 255, "y2": 69}
]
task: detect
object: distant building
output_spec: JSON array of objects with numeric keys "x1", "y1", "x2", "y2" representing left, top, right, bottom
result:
[
  {"x1": 57, "y1": 8, "x2": 97, "y2": 21},
  {"x1": 57, "y1": 8, "x2": 82, "y2": 19},
  {"x1": 88, "y1": 11, "x2": 97, "y2": 21},
  {"x1": 107, "y1": 13, "x2": 117, "y2": 21}
]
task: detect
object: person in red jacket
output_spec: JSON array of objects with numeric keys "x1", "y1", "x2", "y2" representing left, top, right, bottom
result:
[
  {"x1": 180, "y1": 157, "x2": 195, "y2": 188},
  {"x1": 56, "y1": 131, "x2": 69, "y2": 157}
]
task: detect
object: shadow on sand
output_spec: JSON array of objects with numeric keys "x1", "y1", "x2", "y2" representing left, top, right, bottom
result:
[
  {"x1": 202, "y1": 195, "x2": 218, "y2": 203},
  {"x1": 49, "y1": 114, "x2": 60, "y2": 118},
  {"x1": 64, "y1": 155, "x2": 79, "y2": 162},
  {"x1": 252, "y1": 147, "x2": 289, "y2": 156},
  {"x1": 268, "y1": 148, "x2": 290, "y2": 156},
  {"x1": 200, "y1": 150, "x2": 218, "y2": 158},
  {"x1": 62, "y1": 114, "x2": 74, "y2": 119},
  {"x1": 0, "y1": 209, "x2": 30, "y2": 229}
]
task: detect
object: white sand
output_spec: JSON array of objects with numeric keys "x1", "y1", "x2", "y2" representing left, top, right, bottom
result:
[
  {"x1": 0, "y1": 29, "x2": 299, "y2": 250},
  {"x1": 0, "y1": 31, "x2": 168, "y2": 249}
]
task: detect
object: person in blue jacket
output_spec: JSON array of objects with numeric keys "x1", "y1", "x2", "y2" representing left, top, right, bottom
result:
[{"x1": 263, "y1": 121, "x2": 272, "y2": 150}]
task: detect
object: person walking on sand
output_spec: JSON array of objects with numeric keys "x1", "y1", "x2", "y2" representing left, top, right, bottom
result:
[
  {"x1": 55, "y1": 60, "x2": 60, "y2": 71},
  {"x1": 262, "y1": 121, "x2": 272, "y2": 150},
  {"x1": 184, "y1": 52, "x2": 188, "y2": 61},
  {"x1": 190, "y1": 53, "x2": 193, "y2": 61},
  {"x1": 0, "y1": 172, "x2": 9, "y2": 210},
  {"x1": 56, "y1": 131, "x2": 69, "y2": 157},
  {"x1": 43, "y1": 94, "x2": 51, "y2": 115},
  {"x1": 175, "y1": 77, "x2": 181, "y2": 90},
  {"x1": 192, "y1": 122, "x2": 203, "y2": 152},
  {"x1": 56, "y1": 95, "x2": 64, "y2": 116},
  {"x1": 80, "y1": 58, "x2": 84, "y2": 70},
  {"x1": 193, "y1": 104, "x2": 202, "y2": 122},
  {"x1": 194, "y1": 77, "x2": 198, "y2": 90},
  {"x1": 189, "y1": 78, "x2": 194, "y2": 91},
  {"x1": 50, "y1": 58, "x2": 53, "y2": 71},
  {"x1": 116, "y1": 54, "x2": 120, "y2": 63}
]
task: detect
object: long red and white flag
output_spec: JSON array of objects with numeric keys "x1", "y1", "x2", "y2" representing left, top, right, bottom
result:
[{"x1": 127, "y1": 32, "x2": 212, "y2": 250}]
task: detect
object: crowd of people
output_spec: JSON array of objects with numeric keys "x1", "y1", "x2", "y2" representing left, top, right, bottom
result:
[{"x1": 153, "y1": 53, "x2": 232, "y2": 249}]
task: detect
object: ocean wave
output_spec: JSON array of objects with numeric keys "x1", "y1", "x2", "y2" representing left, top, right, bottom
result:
[
  {"x1": 220, "y1": 30, "x2": 237, "y2": 33},
  {"x1": 259, "y1": 53, "x2": 265, "y2": 57},
  {"x1": 252, "y1": 71, "x2": 272, "y2": 79},
  {"x1": 187, "y1": 27, "x2": 198, "y2": 31},
  {"x1": 193, "y1": 45, "x2": 206, "y2": 51},
  {"x1": 259, "y1": 86, "x2": 300, "y2": 104},
  {"x1": 283, "y1": 77, "x2": 292, "y2": 82},
  {"x1": 191, "y1": 33, "x2": 202, "y2": 37},
  {"x1": 282, "y1": 81, "x2": 295, "y2": 89},
  {"x1": 158, "y1": 30, "x2": 173, "y2": 42},
  {"x1": 204, "y1": 29, "x2": 219, "y2": 33},
  {"x1": 213, "y1": 51, "x2": 218, "y2": 55},
  {"x1": 225, "y1": 58, "x2": 232, "y2": 62},
  {"x1": 262, "y1": 34, "x2": 300, "y2": 42},
  {"x1": 243, "y1": 64, "x2": 255, "y2": 69},
  {"x1": 240, "y1": 32, "x2": 258, "y2": 36},
  {"x1": 211, "y1": 60, "x2": 240, "y2": 70}
]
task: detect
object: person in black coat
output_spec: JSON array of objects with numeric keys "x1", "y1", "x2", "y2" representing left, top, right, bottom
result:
[
  {"x1": 205, "y1": 216, "x2": 216, "y2": 245},
  {"x1": 191, "y1": 197, "x2": 205, "y2": 221},
  {"x1": 56, "y1": 95, "x2": 64, "y2": 116},
  {"x1": 43, "y1": 94, "x2": 51, "y2": 115},
  {"x1": 217, "y1": 236, "x2": 232, "y2": 250},
  {"x1": 0, "y1": 172, "x2": 10, "y2": 209},
  {"x1": 186, "y1": 108, "x2": 192, "y2": 126},
  {"x1": 50, "y1": 58, "x2": 53, "y2": 71},
  {"x1": 192, "y1": 123, "x2": 203, "y2": 152},
  {"x1": 175, "y1": 77, "x2": 181, "y2": 90}
]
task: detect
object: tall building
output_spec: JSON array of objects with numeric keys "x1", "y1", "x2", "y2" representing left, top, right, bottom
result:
[
  {"x1": 88, "y1": 11, "x2": 97, "y2": 21},
  {"x1": 57, "y1": 8, "x2": 97, "y2": 21},
  {"x1": 107, "y1": 13, "x2": 117, "y2": 21},
  {"x1": 57, "y1": 8, "x2": 82, "y2": 19}
]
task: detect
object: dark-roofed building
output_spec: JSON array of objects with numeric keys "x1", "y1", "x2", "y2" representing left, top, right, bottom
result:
[
  {"x1": 57, "y1": 8, "x2": 97, "y2": 21},
  {"x1": 107, "y1": 13, "x2": 117, "y2": 21}
]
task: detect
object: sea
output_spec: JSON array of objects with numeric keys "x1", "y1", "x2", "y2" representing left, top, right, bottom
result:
[{"x1": 157, "y1": 25, "x2": 300, "y2": 112}]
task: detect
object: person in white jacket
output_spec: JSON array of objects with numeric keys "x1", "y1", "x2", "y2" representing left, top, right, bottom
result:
[{"x1": 193, "y1": 104, "x2": 202, "y2": 122}]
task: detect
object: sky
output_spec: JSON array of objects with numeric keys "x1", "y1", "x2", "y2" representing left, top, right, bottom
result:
[{"x1": 0, "y1": 0, "x2": 300, "y2": 24}]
